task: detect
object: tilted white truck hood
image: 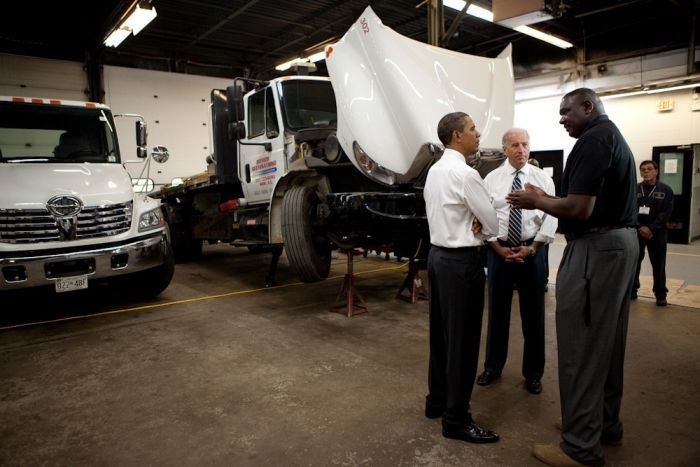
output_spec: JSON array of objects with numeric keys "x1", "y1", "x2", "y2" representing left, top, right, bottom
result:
[
  {"x1": 326, "y1": 6, "x2": 514, "y2": 183},
  {"x1": 0, "y1": 163, "x2": 134, "y2": 209}
]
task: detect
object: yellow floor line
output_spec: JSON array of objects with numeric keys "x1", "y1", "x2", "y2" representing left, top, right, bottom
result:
[{"x1": 0, "y1": 261, "x2": 409, "y2": 332}]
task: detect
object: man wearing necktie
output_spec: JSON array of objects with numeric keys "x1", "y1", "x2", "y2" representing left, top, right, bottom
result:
[{"x1": 476, "y1": 128, "x2": 557, "y2": 395}]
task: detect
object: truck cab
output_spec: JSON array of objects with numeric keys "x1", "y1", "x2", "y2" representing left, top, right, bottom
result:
[{"x1": 0, "y1": 96, "x2": 174, "y2": 296}]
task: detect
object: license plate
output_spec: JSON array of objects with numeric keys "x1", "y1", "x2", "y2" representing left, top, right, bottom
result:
[{"x1": 55, "y1": 275, "x2": 88, "y2": 293}]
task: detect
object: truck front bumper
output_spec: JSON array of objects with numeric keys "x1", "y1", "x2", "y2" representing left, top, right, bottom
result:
[{"x1": 0, "y1": 232, "x2": 167, "y2": 291}]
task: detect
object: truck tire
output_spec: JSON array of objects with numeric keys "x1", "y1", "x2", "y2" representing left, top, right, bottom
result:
[
  {"x1": 121, "y1": 240, "x2": 175, "y2": 298},
  {"x1": 282, "y1": 185, "x2": 331, "y2": 282}
]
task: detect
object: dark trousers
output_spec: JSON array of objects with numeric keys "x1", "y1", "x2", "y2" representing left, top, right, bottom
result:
[
  {"x1": 634, "y1": 230, "x2": 668, "y2": 299},
  {"x1": 556, "y1": 228, "x2": 637, "y2": 465},
  {"x1": 484, "y1": 247, "x2": 546, "y2": 380},
  {"x1": 426, "y1": 245, "x2": 484, "y2": 428}
]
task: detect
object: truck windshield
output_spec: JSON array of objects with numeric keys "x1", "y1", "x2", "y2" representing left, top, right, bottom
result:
[
  {"x1": 0, "y1": 102, "x2": 119, "y2": 163},
  {"x1": 278, "y1": 80, "x2": 337, "y2": 132}
]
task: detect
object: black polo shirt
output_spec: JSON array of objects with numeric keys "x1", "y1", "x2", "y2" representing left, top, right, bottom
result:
[{"x1": 559, "y1": 115, "x2": 637, "y2": 235}]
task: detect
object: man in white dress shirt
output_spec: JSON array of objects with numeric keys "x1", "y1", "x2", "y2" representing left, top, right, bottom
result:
[
  {"x1": 423, "y1": 112, "x2": 500, "y2": 444},
  {"x1": 476, "y1": 129, "x2": 557, "y2": 395}
]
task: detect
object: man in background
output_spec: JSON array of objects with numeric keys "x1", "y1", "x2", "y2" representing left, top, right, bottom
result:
[{"x1": 633, "y1": 160, "x2": 674, "y2": 306}]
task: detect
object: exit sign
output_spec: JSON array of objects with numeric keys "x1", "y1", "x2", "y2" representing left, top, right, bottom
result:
[{"x1": 657, "y1": 99, "x2": 674, "y2": 111}]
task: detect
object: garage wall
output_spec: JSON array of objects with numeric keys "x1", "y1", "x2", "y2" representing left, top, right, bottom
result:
[
  {"x1": 514, "y1": 89, "x2": 700, "y2": 167},
  {"x1": 104, "y1": 66, "x2": 231, "y2": 186},
  {"x1": 0, "y1": 53, "x2": 87, "y2": 101},
  {"x1": 3, "y1": 52, "x2": 699, "y2": 186}
]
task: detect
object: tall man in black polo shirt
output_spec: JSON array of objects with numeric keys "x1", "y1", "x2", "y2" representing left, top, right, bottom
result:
[
  {"x1": 633, "y1": 160, "x2": 674, "y2": 306},
  {"x1": 508, "y1": 88, "x2": 638, "y2": 467}
]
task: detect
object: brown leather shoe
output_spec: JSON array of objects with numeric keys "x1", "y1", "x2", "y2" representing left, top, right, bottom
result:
[
  {"x1": 554, "y1": 420, "x2": 622, "y2": 446},
  {"x1": 532, "y1": 444, "x2": 586, "y2": 466}
]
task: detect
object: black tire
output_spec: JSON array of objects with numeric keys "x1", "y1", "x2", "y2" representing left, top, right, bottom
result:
[
  {"x1": 122, "y1": 239, "x2": 175, "y2": 298},
  {"x1": 282, "y1": 185, "x2": 331, "y2": 282}
]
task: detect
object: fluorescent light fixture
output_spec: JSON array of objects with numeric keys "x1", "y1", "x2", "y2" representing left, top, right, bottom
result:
[
  {"x1": 276, "y1": 50, "x2": 326, "y2": 71},
  {"x1": 105, "y1": 28, "x2": 131, "y2": 48},
  {"x1": 513, "y1": 25, "x2": 573, "y2": 49},
  {"x1": 123, "y1": 4, "x2": 158, "y2": 35},
  {"x1": 443, "y1": 1, "x2": 573, "y2": 49},
  {"x1": 308, "y1": 51, "x2": 326, "y2": 63},
  {"x1": 603, "y1": 82, "x2": 700, "y2": 100},
  {"x1": 443, "y1": 0, "x2": 494, "y2": 21},
  {"x1": 105, "y1": 3, "x2": 157, "y2": 48},
  {"x1": 275, "y1": 58, "x2": 302, "y2": 71}
]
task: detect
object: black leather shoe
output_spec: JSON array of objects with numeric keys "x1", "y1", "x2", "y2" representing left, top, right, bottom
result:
[
  {"x1": 601, "y1": 431, "x2": 623, "y2": 446},
  {"x1": 443, "y1": 422, "x2": 499, "y2": 444},
  {"x1": 525, "y1": 379, "x2": 543, "y2": 394},
  {"x1": 476, "y1": 370, "x2": 500, "y2": 386},
  {"x1": 631, "y1": 290, "x2": 638, "y2": 299},
  {"x1": 656, "y1": 297, "x2": 667, "y2": 306},
  {"x1": 425, "y1": 405, "x2": 444, "y2": 419}
]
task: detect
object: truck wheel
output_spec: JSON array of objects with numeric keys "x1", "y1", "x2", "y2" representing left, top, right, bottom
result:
[
  {"x1": 123, "y1": 240, "x2": 175, "y2": 298},
  {"x1": 282, "y1": 185, "x2": 331, "y2": 282}
]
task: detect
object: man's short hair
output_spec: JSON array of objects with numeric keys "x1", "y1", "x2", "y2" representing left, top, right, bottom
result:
[
  {"x1": 640, "y1": 160, "x2": 658, "y2": 170},
  {"x1": 437, "y1": 112, "x2": 469, "y2": 146},
  {"x1": 502, "y1": 128, "x2": 530, "y2": 146}
]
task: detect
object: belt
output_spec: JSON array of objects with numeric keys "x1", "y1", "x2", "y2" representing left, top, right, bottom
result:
[
  {"x1": 430, "y1": 244, "x2": 480, "y2": 252},
  {"x1": 564, "y1": 226, "x2": 632, "y2": 241},
  {"x1": 498, "y1": 238, "x2": 535, "y2": 247}
]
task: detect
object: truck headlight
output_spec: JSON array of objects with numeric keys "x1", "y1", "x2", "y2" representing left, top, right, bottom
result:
[
  {"x1": 138, "y1": 207, "x2": 165, "y2": 232},
  {"x1": 353, "y1": 141, "x2": 396, "y2": 186}
]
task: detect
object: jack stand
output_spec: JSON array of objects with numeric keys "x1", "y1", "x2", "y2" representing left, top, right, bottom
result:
[
  {"x1": 265, "y1": 246, "x2": 283, "y2": 287},
  {"x1": 397, "y1": 259, "x2": 428, "y2": 304},
  {"x1": 331, "y1": 249, "x2": 368, "y2": 317}
]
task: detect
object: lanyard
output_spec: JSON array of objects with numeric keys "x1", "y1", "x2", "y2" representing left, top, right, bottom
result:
[{"x1": 640, "y1": 184, "x2": 656, "y2": 202}]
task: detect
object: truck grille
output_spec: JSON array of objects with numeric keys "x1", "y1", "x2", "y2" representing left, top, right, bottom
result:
[{"x1": 0, "y1": 202, "x2": 133, "y2": 244}]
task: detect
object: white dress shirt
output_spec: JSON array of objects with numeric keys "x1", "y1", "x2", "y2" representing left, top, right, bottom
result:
[
  {"x1": 424, "y1": 149, "x2": 498, "y2": 247},
  {"x1": 483, "y1": 159, "x2": 557, "y2": 244}
]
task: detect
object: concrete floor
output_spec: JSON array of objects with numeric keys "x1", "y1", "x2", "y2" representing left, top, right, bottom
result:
[{"x1": 1, "y1": 238, "x2": 699, "y2": 466}]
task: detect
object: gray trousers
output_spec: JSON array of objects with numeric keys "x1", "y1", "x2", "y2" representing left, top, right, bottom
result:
[{"x1": 556, "y1": 228, "x2": 637, "y2": 465}]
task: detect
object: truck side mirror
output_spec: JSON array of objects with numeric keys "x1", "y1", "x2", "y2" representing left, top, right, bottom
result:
[
  {"x1": 225, "y1": 84, "x2": 245, "y2": 122},
  {"x1": 136, "y1": 120, "x2": 148, "y2": 158},
  {"x1": 228, "y1": 121, "x2": 246, "y2": 140},
  {"x1": 151, "y1": 145, "x2": 170, "y2": 163}
]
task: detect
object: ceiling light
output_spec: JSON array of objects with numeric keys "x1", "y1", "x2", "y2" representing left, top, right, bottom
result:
[
  {"x1": 443, "y1": 0, "x2": 493, "y2": 21},
  {"x1": 602, "y1": 82, "x2": 700, "y2": 100},
  {"x1": 513, "y1": 25, "x2": 573, "y2": 49},
  {"x1": 105, "y1": 3, "x2": 157, "y2": 48},
  {"x1": 275, "y1": 58, "x2": 303, "y2": 71},
  {"x1": 443, "y1": 1, "x2": 573, "y2": 50},
  {"x1": 307, "y1": 51, "x2": 326, "y2": 63}
]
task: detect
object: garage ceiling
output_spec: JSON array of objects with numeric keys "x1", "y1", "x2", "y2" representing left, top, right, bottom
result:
[{"x1": 2, "y1": 0, "x2": 699, "y2": 80}]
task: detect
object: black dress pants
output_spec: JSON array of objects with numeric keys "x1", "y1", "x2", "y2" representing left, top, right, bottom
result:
[
  {"x1": 426, "y1": 245, "x2": 484, "y2": 428},
  {"x1": 634, "y1": 229, "x2": 668, "y2": 299},
  {"x1": 483, "y1": 247, "x2": 546, "y2": 380}
]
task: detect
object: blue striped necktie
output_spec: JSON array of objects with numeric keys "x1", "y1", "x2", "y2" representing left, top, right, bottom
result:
[{"x1": 508, "y1": 170, "x2": 522, "y2": 246}]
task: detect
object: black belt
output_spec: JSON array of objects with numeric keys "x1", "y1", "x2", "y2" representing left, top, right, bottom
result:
[
  {"x1": 564, "y1": 226, "x2": 633, "y2": 241},
  {"x1": 431, "y1": 244, "x2": 480, "y2": 252},
  {"x1": 498, "y1": 238, "x2": 535, "y2": 247}
]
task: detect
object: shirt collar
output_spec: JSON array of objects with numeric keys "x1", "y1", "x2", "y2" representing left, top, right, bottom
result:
[
  {"x1": 442, "y1": 148, "x2": 467, "y2": 163},
  {"x1": 504, "y1": 159, "x2": 529, "y2": 176}
]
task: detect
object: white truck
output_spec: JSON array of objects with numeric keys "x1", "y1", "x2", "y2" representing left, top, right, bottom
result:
[
  {"x1": 0, "y1": 95, "x2": 174, "y2": 297},
  {"x1": 153, "y1": 6, "x2": 514, "y2": 284}
]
